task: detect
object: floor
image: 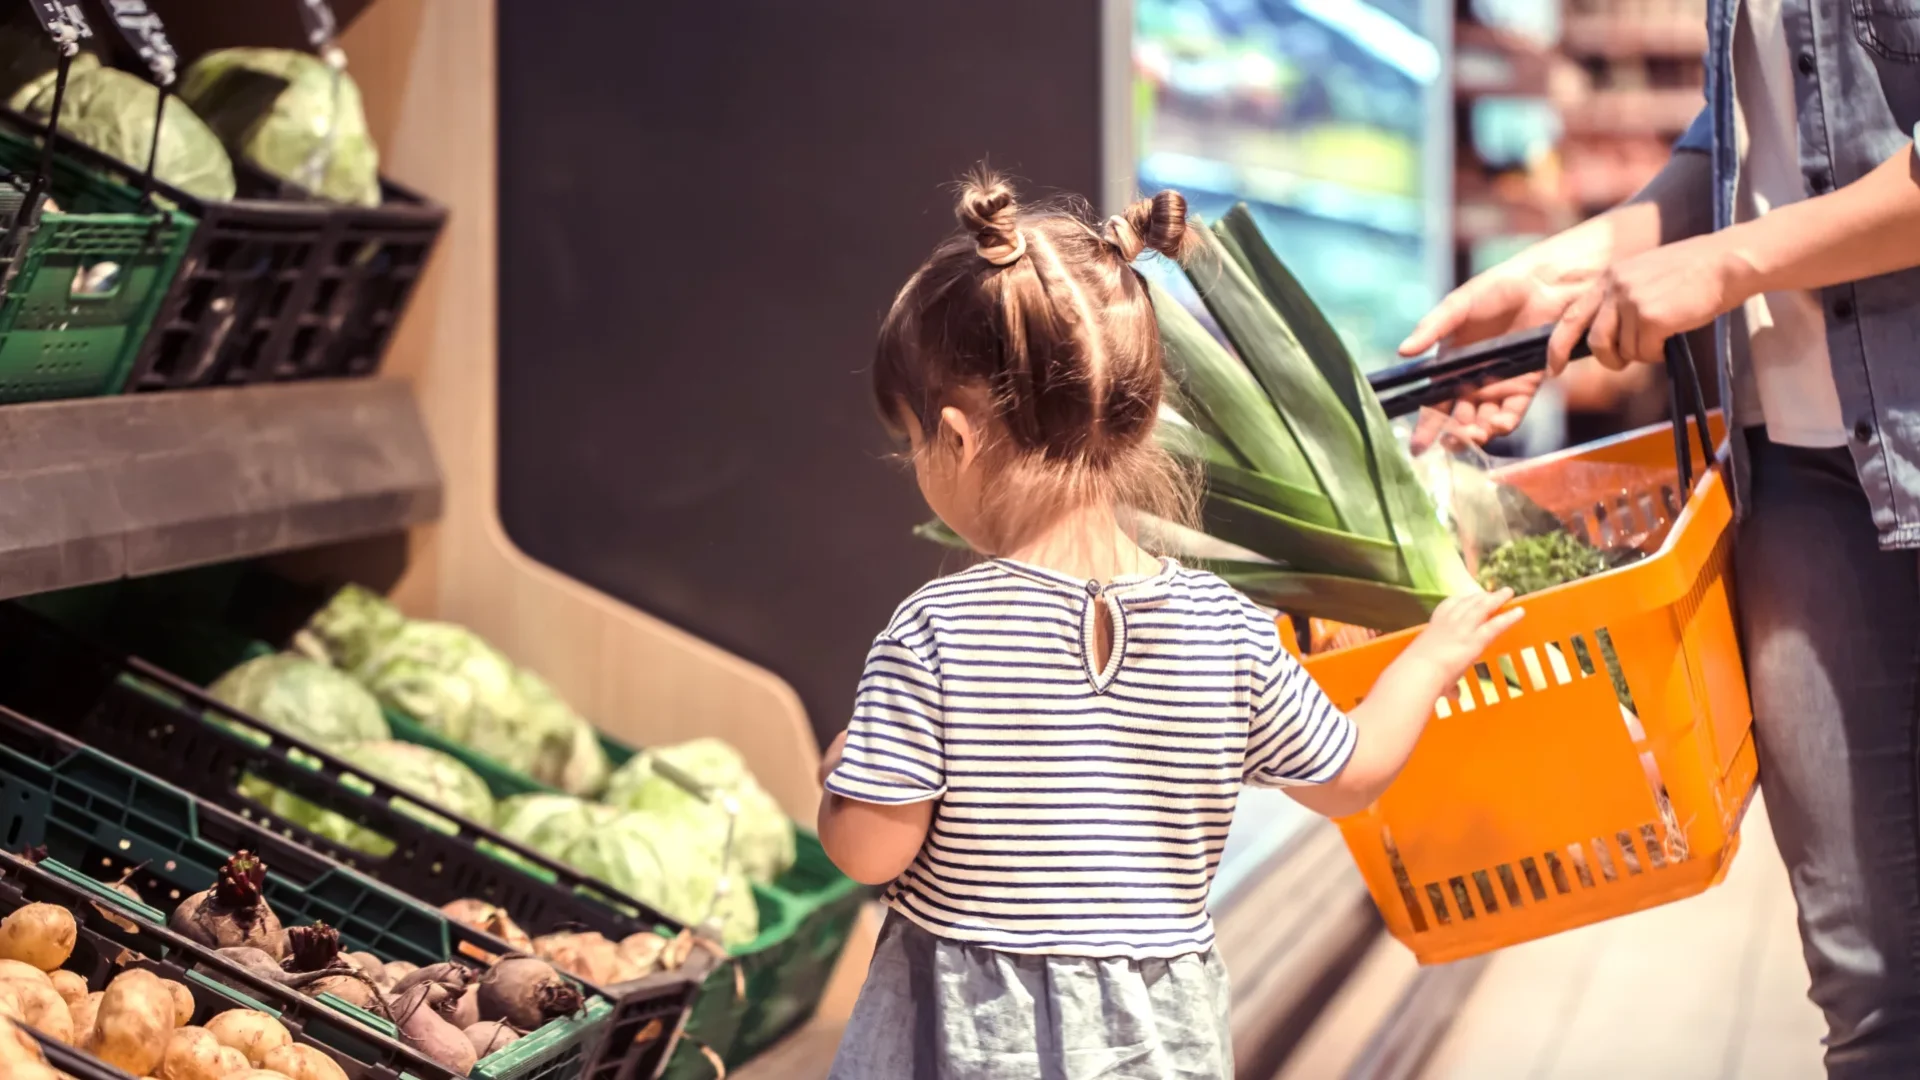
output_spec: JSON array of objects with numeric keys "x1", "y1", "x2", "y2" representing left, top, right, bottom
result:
[{"x1": 1420, "y1": 795, "x2": 1827, "y2": 1080}]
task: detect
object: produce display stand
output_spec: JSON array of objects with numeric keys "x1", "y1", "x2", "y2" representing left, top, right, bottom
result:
[
  {"x1": 0, "y1": 606, "x2": 700, "y2": 1078},
  {"x1": 15, "y1": 572, "x2": 870, "y2": 1080},
  {"x1": 2, "y1": 851, "x2": 463, "y2": 1080},
  {"x1": 1302, "y1": 406, "x2": 1754, "y2": 965},
  {"x1": 0, "y1": 704, "x2": 691, "y2": 1080}
]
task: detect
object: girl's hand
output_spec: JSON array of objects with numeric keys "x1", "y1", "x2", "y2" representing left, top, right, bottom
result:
[
  {"x1": 1397, "y1": 589, "x2": 1524, "y2": 691},
  {"x1": 818, "y1": 729, "x2": 848, "y2": 788},
  {"x1": 1550, "y1": 233, "x2": 1755, "y2": 372}
]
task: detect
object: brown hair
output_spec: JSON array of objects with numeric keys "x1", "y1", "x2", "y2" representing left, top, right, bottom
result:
[{"x1": 874, "y1": 169, "x2": 1201, "y2": 545}]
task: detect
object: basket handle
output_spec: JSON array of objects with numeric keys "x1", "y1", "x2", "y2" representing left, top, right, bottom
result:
[
  {"x1": 91, "y1": 2, "x2": 183, "y2": 212},
  {"x1": 1374, "y1": 326, "x2": 1718, "y2": 500}
]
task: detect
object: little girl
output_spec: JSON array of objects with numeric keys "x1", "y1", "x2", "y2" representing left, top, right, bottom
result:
[{"x1": 818, "y1": 173, "x2": 1520, "y2": 1080}]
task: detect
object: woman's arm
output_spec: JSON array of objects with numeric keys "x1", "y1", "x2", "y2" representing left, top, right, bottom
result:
[
  {"x1": 1729, "y1": 137, "x2": 1920, "y2": 294},
  {"x1": 1556, "y1": 137, "x2": 1920, "y2": 367}
]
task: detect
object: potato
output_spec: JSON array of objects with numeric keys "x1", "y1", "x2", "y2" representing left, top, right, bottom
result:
[
  {"x1": 160, "y1": 1026, "x2": 231, "y2": 1080},
  {"x1": 204, "y1": 1009, "x2": 290, "y2": 1067},
  {"x1": 69, "y1": 989, "x2": 104, "y2": 1040},
  {"x1": 0, "y1": 959, "x2": 53, "y2": 986},
  {"x1": 2, "y1": 979, "x2": 72, "y2": 1044},
  {"x1": 19, "y1": 909, "x2": 79, "y2": 972},
  {"x1": 232, "y1": 1072, "x2": 297, "y2": 1080},
  {"x1": 48, "y1": 970, "x2": 88, "y2": 1010},
  {"x1": 0, "y1": 1014, "x2": 43, "y2": 1065},
  {"x1": 91, "y1": 969, "x2": 176, "y2": 1074},
  {"x1": 11, "y1": 1063, "x2": 59, "y2": 1080},
  {"x1": 158, "y1": 979, "x2": 196, "y2": 1027},
  {"x1": 211, "y1": 1044, "x2": 251, "y2": 1076},
  {"x1": 0, "y1": 905, "x2": 76, "y2": 971},
  {"x1": 617, "y1": 932, "x2": 667, "y2": 978},
  {"x1": 261, "y1": 1043, "x2": 349, "y2": 1080}
]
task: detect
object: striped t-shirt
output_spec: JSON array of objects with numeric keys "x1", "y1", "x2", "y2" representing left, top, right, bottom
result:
[{"x1": 825, "y1": 557, "x2": 1356, "y2": 960}]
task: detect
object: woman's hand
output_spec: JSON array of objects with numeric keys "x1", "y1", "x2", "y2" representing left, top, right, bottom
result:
[{"x1": 1549, "y1": 232, "x2": 1754, "y2": 372}]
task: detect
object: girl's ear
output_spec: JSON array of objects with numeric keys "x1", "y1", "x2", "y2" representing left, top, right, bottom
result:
[{"x1": 939, "y1": 406, "x2": 980, "y2": 470}]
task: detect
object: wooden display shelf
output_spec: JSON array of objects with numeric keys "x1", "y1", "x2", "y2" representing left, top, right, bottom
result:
[{"x1": 0, "y1": 379, "x2": 441, "y2": 601}]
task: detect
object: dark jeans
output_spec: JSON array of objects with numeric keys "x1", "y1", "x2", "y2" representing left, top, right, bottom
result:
[{"x1": 1738, "y1": 432, "x2": 1920, "y2": 1077}]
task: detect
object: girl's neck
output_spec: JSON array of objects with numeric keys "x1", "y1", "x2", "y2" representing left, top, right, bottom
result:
[{"x1": 999, "y1": 504, "x2": 1160, "y2": 584}]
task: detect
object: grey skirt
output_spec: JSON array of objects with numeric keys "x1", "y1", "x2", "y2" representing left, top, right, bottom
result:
[{"x1": 828, "y1": 911, "x2": 1233, "y2": 1080}]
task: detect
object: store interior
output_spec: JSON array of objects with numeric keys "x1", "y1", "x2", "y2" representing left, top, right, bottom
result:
[{"x1": 0, "y1": 1, "x2": 1823, "y2": 1079}]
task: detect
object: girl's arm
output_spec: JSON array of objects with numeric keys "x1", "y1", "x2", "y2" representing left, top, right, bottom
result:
[
  {"x1": 815, "y1": 730, "x2": 936, "y2": 886},
  {"x1": 1285, "y1": 591, "x2": 1522, "y2": 819},
  {"x1": 1553, "y1": 136, "x2": 1920, "y2": 368}
]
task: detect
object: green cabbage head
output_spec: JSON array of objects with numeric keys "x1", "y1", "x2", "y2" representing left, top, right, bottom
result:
[
  {"x1": 563, "y1": 811, "x2": 760, "y2": 946},
  {"x1": 16, "y1": 65, "x2": 236, "y2": 202},
  {"x1": 356, "y1": 621, "x2": 524, "y2": 745},
  {"x1": 299, "y1": 584, "x2": 407, "y2": 674},
  {"x1": 604, "y1": 738, "x2": 796, "y2": 885},
  {"x1": 513, "y1": 669, "x2": 611, "y2": 797},
  {"x1": 262, "y1": 739, "x2": 495, "y2": 857},
  {"x1": 495, "y1": 793, "x2": 619, "y2": 860},
  {"x1": 179, "y1": 47, "x2": 380, "y2": 206},
  {"x1": 209, "y1": 653, "x2": 389, "y2": 749}
]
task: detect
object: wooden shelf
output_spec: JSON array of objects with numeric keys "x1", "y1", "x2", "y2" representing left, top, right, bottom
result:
[{"x1": 0, "y1": 379, "x2": 441, "y2": 601}]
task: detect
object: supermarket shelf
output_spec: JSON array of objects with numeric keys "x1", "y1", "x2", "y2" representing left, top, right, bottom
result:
[
  {"x1": 1562, "y1": 88, "x2": 1703, "y2": 136},
  {"x1": 1453, "y1": 22, "x2": 1559, "y2": 98},
  {"x1": 0, "y1": 380, "x2": 441, "y2": 601},
  {"x1": 1562, "y1": 16, "x2": 1708, "y2": 60},
  {"x1": 1140, "y1": 151, "x2": 1425, "y2": 238}
]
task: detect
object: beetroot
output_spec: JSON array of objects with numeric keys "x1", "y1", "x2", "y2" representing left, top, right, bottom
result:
[
  {"x1": 476, "y1": 957, "x2": 582, "y2": 1031},
  {"x1": 171, "y1": 852, "x2": 286, "y2": 959},
  {"x1": 284, "y1": 923, "x2": 342, "y2": 973},
  {"x1": 393, "y1": 982, "x2": 477, "y2": 1074}
]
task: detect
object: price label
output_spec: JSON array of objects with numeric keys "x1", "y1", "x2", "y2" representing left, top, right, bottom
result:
[
  {"x1": 97, "y1": 0, "x2": 178, "y2": 86},
  {"x1": 294, "y1": 0, "x2": 338, "y2": 51},
  {"x1": 24, "y1": 2, "x2": 92, "y2": 54}
]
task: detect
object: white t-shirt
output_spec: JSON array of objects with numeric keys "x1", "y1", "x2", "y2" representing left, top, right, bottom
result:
[{"x1": 1729, "y1": 0, "x2": 1847, "y2": 447}]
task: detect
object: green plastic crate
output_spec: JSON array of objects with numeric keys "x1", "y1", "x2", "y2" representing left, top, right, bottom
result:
[
  {"x1": 0, "y1": 706, "x2": 619, "y2": 1080},
  {"x1": 0, "y1": 125, "x2": 193, "y2": 402}
]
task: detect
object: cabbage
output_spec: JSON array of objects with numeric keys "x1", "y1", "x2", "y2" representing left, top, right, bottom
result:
[
  {"x1": 514, "y1": 669, "x2": 611, "y2": 797},
  {"x1": 263, "y1": 739, "x2": 495, "y2": 856},
  {"x1": 178, "y1": 47, "x2": 379, "y2": 206},
  {"x1": 16, "y1": 65, "x2": 236, "y2": 202},
  {"x1": 604, "y1": 738, "x2": 796, "y2": 885},
  {"x1": 563, "y1": 812, "x2": 760, "y2": 946},
  {"x1": 356, "y1": 621, "x2": 525, "y2": 745},
  {"x1": 209, "y1": 653, "x2": 389, "y2": 749},
  {"x1": 0, "y1": 11, "x2": 97, "y2": 105},
  {"x1": 300, "y1": 584, "x2": 406, "y2": 674},
  {"x1": 495, "y1": 793, "x2": 618, "y2": 859}
]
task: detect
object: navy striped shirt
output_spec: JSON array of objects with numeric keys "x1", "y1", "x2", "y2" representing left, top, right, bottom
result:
[{"x1": 825, "y1": 557, "x2": 1356, "y2": 959}]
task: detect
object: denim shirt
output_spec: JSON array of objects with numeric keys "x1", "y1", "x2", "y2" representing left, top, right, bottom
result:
[{"x1": 1674, "y1": 0, "x2": 1920, "y2": 547}]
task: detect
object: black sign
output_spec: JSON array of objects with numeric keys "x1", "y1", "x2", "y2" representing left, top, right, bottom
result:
[
  {"x1": 95, "y1": 1, "x2": 177, "y2": 85},
  {"x1": 294, "y1": 0, "x2": 337, "y2": 51},
  {"x1": 24, "y1": 2, "x2": 92, "y2": 53}
]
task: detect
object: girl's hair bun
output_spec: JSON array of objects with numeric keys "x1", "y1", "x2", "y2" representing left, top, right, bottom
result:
[
  {"x1": 1111, "y1": 190, "x2": 1197, "y2": 263},
  {"x1": 957, "y1": 171, "x2": 1024, "y2": 265}
]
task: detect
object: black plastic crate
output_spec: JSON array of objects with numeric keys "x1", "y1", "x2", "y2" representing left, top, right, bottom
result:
[
  {"x1": 0, "y1": 109, "x2": 444, "y2": 391},
  {"x1": 0, "y1": 604, "x2": 699, "y2": 1080}
]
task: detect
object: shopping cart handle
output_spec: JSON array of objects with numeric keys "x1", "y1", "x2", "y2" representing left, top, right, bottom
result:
[{"x1": 1372, "y1": 325, "x2": 1594, "y2": 419}]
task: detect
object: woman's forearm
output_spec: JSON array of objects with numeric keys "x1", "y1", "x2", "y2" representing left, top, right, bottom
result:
[{"x1": 1729, "y1": 141, "x2": 1920, "y2": 295}]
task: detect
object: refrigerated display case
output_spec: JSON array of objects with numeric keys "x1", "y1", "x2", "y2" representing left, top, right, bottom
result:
[{"x1": 1131, "y1": 0, "x2": 1453, "y2": 373}]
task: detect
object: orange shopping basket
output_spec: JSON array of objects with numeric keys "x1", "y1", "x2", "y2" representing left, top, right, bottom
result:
[{"x1": 1304, "y1": 338, "x2": 1755, "y2": 965}]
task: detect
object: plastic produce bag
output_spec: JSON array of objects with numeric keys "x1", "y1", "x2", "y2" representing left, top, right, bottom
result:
[
  {"x1": 15, "y1": 65, "x2": 237, "y2": 201},
  {"x1": 179, "y1": 47, "x2": 380, "y2": 206}
]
